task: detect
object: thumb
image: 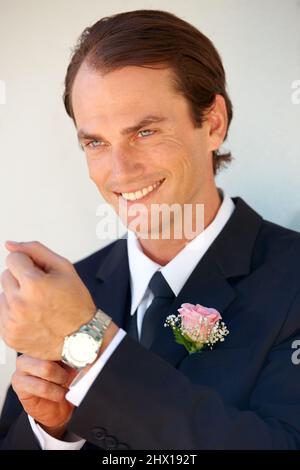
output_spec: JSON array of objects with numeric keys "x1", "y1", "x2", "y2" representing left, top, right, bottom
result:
[{"x1": 5, "y1": 240, "x2": 69, "y2": 273}]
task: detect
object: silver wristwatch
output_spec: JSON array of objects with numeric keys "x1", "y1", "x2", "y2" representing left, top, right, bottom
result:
[{"x1": 61, "y1": 309, "x2": 112, "y2": 369}]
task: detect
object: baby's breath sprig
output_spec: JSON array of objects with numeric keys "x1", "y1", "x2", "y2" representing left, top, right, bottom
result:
[{"x1": 164, "y1": 313, "x2": 229, "y2": 354}]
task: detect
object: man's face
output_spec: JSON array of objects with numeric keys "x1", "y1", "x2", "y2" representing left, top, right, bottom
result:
[{"x1": 72, "y1": 64, "x2": 216, "y2": 233}]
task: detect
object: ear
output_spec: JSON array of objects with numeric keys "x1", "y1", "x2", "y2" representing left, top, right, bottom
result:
[{"x1": 206, "y1": 94, "x2": 228, "y2": 152}]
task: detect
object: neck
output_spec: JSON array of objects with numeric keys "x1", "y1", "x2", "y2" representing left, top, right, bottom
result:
[{"x1": 137, "y1": 186, "x2": 222, "y2": 265}]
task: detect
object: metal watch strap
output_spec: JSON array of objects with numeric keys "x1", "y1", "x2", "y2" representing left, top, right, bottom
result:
[{"x1": 79, "y1": 308, "x2": 112, "y2": 341}]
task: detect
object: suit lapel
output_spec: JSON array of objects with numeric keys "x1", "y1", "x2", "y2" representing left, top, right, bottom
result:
[{"x1": 92, "y1": 238, "x2": 131, "y2": 329}]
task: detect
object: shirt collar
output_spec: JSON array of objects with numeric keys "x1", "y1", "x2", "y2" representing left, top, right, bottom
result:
[{"x1": 127, "y1": 188, "x2": 235, "y2": 315}]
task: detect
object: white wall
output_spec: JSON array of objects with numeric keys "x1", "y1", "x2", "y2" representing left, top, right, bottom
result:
[{"x1": 0, "y1": 0, "x2": 299, "y2": 410}]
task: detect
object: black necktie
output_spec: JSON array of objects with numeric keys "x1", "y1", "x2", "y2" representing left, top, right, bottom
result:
[{"x1": 128, "y1": 271, "x2": 174, "y2": 349}]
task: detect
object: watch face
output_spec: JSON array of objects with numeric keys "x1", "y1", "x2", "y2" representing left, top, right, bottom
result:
[{"x1": 66, "y1": 332, "x2": 99, "y2": 367}]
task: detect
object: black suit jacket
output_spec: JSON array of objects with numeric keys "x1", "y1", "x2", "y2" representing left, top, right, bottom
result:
[{"x1": 1, "y1": 197, "x2": 300, "y2": 450}]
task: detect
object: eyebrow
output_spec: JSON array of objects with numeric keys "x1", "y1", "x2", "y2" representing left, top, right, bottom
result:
[{"x1": 77, "y1": 115, "x2": 167, "y2": 141}]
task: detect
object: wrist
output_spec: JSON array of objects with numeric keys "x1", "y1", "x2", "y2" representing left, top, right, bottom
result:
[{"x1": 39, "y1": 422, "x2": 68, "y2": 440}]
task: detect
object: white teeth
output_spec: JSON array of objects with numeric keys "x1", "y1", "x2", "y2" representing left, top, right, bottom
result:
[{"x1": 121, "y1": 180, "x2": 162, "y2": 201}]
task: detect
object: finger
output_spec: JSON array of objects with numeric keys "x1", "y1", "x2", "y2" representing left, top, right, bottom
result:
[
  {"x1": 5, "y1": 252, "x2": 42, "y2": 285},
  {"x1": 0, "y1": 269, "x2": 20, "y2": 302},
  {"x1": 0, "y1": 292, "x2": 10, "y2": 339},
  {"x1": 5, "y1": 241, "x2": 69, "y2": 273},
  {"x1": 60, "y1": 363, "x2": 80, "y2": 387},
  {"x1": 13, "y1": 374, "x2": 67, "y2": 402},
  {"x1": 16, "y1": 355, "x2": 69, "y2": 386}
]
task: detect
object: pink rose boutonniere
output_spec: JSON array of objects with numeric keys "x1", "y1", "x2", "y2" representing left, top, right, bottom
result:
[{"x1": 164, "y1": 303, "x2": 229, "y2": 354}]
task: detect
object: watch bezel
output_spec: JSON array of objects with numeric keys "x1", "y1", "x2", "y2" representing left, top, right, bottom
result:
[{"x1": 62, "y1": 332, "x2": 100, "y2": 369}]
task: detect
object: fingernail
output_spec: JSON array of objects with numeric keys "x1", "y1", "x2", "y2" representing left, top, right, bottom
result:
[{"x1": 6, "y1": 240, "x2": 20, "y2": 245}]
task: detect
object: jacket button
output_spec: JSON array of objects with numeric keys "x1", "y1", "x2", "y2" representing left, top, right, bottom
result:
[
  {"x1": 92, "y1": 427, "x2": 106, "y2": 440},
  {"x1": 104, "y1": 435, "x2": 117, "y2": 449}
]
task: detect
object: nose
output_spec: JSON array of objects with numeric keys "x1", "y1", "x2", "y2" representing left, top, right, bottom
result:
[{"x1": 110, "y1": 144, "x2": 144, "y2": 181}]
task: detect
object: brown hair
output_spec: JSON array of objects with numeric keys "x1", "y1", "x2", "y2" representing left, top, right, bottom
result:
[{"x1": 63, "y1": 9, "x2": 233, "y2": 174}]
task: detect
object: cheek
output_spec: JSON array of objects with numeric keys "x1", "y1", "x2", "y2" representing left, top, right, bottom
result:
[
  {"x1": 156, "y1": 144, "x2": 197, "y2": 178},
  {"x1": 87, "y1": 159, "x2": 109, "y2": 190},
  {"x1": 150, "y1": 138, "x2": 188, "y2": 168}
]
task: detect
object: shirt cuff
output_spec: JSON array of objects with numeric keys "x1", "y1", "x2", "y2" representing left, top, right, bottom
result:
[
  {"x1": 66, "y1": 329, "x2": 126, "y2": 407},
  {"x1": 28, "y1": 415, "x2": 85, "y2": 450}
]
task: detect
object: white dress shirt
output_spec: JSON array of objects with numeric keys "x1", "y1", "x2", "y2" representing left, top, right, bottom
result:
[{"x1": 29, "y1": 188, "x2": 235, "y2": 449}]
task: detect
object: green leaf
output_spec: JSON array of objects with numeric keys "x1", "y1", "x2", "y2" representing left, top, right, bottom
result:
[{"x1": 170, "y1": 326, "x2": 203, "y2": 354}]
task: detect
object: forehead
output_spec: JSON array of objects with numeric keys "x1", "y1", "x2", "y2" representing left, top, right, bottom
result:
[{"x1": 71, "y1": 64, "x2": 182, "y2": 125}]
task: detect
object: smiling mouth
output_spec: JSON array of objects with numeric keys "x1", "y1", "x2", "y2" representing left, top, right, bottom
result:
[{"x1": 117, "y1": 178, "x2": 165, "y2": 201}]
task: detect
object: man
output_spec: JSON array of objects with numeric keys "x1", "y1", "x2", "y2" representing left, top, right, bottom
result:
[{"x1": 0, "y1": 9, "x2": 300, "y2": 450}]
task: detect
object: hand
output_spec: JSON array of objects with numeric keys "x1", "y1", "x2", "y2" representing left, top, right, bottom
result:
[
  {"x1": 0, "y1": 241, "x2": 96, "y2": 360},
  {"x1": 12, "y1": 355, "x2": 78, "y2": 439}
]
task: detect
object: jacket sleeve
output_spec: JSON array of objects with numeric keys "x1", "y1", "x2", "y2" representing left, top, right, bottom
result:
[
  {"x1": 67, "y1": 291, "x2": 300, "y2": 450},
  {"x1": 0, "y1": 386, "x2": 40, "y2": 450}
]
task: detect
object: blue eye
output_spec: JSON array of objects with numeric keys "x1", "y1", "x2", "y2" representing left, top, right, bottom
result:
[
  {"x1": 87, "y1": 140, "x2": 103, "y2": 148},
  {"x1": 138, "y1": 129, "x2": 155, "y2": 138}
]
